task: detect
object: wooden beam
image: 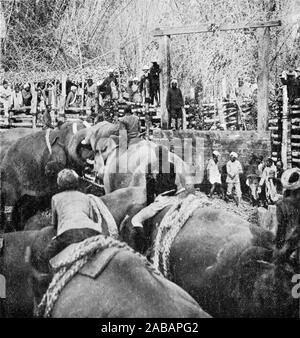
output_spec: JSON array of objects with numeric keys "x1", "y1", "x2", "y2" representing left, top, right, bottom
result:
[
  {"x1": 257, "y1": 26, "x2": 271, "y2": 133},
  {"x1": 153, "y1": 20, "x2": 281, "y2": 37},
  {"x1": 30, "y1": 81, "x2": 37, "y2": 129},
  {"x1": 59, "y1": 74, "x2": 67, "y2": 120},
  {"x1": 159, "y1": 35, "x2": 171, "y2": 130},
  {"x1": 281, "y1": 85, "x2": 288, "y2": 170}
]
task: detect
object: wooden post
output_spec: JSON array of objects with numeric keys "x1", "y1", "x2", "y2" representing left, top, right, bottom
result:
[
  {"x1": 282, "y1": 85, "x2": 288, "y2": 169},
  {"x1": 159, "y1": 35, "x2": 171, "y2": 129},
  {"x1": 30, "y1": 81, "x2": 37, "y2": 129},
  {"x1": 217, "y1": 100, "x2": 227, "y2": 130},
  {"x1": 182, "y1": 105, "x2": 187, "y2": 130},
  {"x1": 59, "y1": 74, "x2": 67, "y2": 121},
  {"x1": 81, "y1": 76, "x2": 85, "y2": 116},
  {"x1": 257, "y1": 26, "x2": 271, "y2": 133}
]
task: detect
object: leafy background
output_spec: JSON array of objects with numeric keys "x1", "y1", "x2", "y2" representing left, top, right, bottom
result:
[{"x1": 1, "y1": 0, "x2": 299, "y2": 95}]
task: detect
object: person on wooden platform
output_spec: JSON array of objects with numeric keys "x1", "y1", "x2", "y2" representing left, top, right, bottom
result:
[
  {"x1": 149, "y1": 61, "x2": 161, "y2": 106},
  {"x1": 65, "y1": 85, "x2": 78, "y2": 112},
  {"x1": 98, "y1": 69, "x2": 119, "y2": 102},
  {"x1": 21, "y1": 83, "x2": 32, "y2": 114},
  {"x1": 0, "y1": 80, "x2": 12, "y2": 123},
  {"x1": 166, "y1": 79, "x2": 184, "y2": 130}
]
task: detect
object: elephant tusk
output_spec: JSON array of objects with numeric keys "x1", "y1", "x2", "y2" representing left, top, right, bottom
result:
[
  {"x1": 86, "y1": 159, "x2": 94, "y2": 165},
  {"x1": 72, "y1": 122, "x2": 78, "y2": 135},
  {"x1": 45, "y1": 129, "x2": 52, "y2": 155}
]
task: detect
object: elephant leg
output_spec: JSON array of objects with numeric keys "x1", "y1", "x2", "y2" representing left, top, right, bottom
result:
[{"x1": 11, "y1": 196, "x2": 38, "y2": 231}]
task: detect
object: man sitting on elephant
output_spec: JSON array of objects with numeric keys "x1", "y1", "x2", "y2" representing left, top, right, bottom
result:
[
  {"x1": 130, "y1": 146, "x2": 186, "y2": 252},
  {"x1": 42, "y1": 169, "x2": 102, "y2": 269}
]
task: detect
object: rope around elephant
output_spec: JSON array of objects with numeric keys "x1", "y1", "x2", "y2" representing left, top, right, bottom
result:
[
  {"x1": 151, "y1": 193, "x2": 254, "y2": 279},
  {"x1": 88, "y1": 194, "x2": 119, "y2": 239},
  {"x1": 36, "y1": 234, "x2": 162, "y2": 318}
]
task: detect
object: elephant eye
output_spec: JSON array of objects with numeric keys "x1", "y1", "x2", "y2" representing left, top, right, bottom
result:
[{"x1": 102, "y1": 146, "x2": 107, "y2": 153}]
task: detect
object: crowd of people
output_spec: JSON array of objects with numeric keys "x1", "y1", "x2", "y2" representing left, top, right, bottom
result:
[
  {"x1": 0, "y1": 62, "x2": 164, "y2": 129},
  {"x1": 206, "y1": 151, "x2": 284, "y2": 207}
]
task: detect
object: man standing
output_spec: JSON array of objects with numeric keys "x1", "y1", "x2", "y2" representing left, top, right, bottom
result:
[
  {"x1": 226, "y1": 152, "x2": 243, "y2": 206},
  {"x1": 207, "y1": 150, "x2": 224, "y2": 199},
  {"x1": 12, "y1": 84, "x2": 24, "y2": 111},
  {"x1": 65, "y1": 85, "x2": 78, "y2": 111},
  {"x1": 0, "y1": 80, "x2": 12, "y2": 124},
  {"x1": 98, "y1": 69, "x2": 118, "y2": 102},
  {"x1": 166, "y1": 79, "x2": 184, "y2": 129},
  {"x1": 149, "y1": 61, "x2": 161, "y2": 106}
]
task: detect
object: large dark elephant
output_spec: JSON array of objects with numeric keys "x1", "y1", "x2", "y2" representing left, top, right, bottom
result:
[
  {"x1": 0, "y1": 121, "x2": 93, "y2": 230},
  {"x1": 29, "y1": 227, "x2": 209, "y2": 318},
  {"x1": 0, "y1": 128, "x2": 36, "y2": 163},
  {"x1": 121, "y1": 196, "x2": 298, "y2": 318},
  {"x1": 82, "y1": 121, "x2": 194, "y2": 193},
  {"x1": 0, "y1": 229, "x2": 38, "y2": 318}
]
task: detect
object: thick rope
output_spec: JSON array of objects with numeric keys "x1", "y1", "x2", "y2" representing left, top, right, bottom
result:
[
  {"x1": 151, "y1": 193, "x2": 251, "y2": 279},
  {"x1": 151, "y1": 195, "x2": 203, "y2": 278},
  {"x1": 36, "y1": 234, "x2": 162, "y2": 318},
  {"x1": 88, "y1": 195, "x2": 119, "y2": 239}
]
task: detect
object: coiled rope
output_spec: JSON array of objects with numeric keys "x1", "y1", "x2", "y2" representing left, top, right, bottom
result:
[
  {"x1": 151, "y1": 194, "x2": 204, "y2": 278},
  {"x1": 36, "y1": 234, "x2": 162, "y2": 318}
]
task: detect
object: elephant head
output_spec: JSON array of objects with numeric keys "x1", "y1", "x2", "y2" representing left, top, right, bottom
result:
[
  {"x1": 44, "y1": 121, "x2": 94, "y2": 178},
  {"x1": 80, "y1": 121, "x2": 120, "y2": 179}
]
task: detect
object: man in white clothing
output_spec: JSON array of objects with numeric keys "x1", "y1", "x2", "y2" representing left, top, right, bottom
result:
[
  {"x1": 226, "y1": 152, "x2": 243, "y2": 206},
  {"x1": 207, "y1": 150, "x2": 225, "y2": 199},
  {"x1": 0, "y1": 80, "x2": 12, "y2": 123}
]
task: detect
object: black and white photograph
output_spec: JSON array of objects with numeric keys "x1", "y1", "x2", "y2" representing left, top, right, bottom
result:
[{"x1": 0, "y1": 0, "x2": 300, "y2": 323}]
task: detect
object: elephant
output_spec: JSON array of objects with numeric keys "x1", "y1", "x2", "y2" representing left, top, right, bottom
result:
[
  {"x1": 120, "y1": 193, "x2": 298, "y2": 318},
  {"x1": 0, "y1": 121, "x2": 94, "y2": 231},
  {"x1": 0, "y1": 187, "x2": 210, "y2": 318},
  {"x1": 0, "y1": 128, "x2": 36, "y2": 163},
  {"x1": 0, "y1": 229, "x2": 38, "y2": 318},
  {"x1": 19, "y1": 186, "x2": 298, "y2": 317},
  {"x1": 82, "y1": 121, "x2": 195, "y2": 193},
  {"x1": 29, "y1": 226, "x2": 210, "y2": 318},
  {"x1": 0, "y1": 186, "x2": 146, "y2": 317}
]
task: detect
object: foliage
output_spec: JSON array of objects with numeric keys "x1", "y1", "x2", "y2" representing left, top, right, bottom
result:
[{"x1": 1, "y1": 0, "x2": 299, "y2": 95}]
